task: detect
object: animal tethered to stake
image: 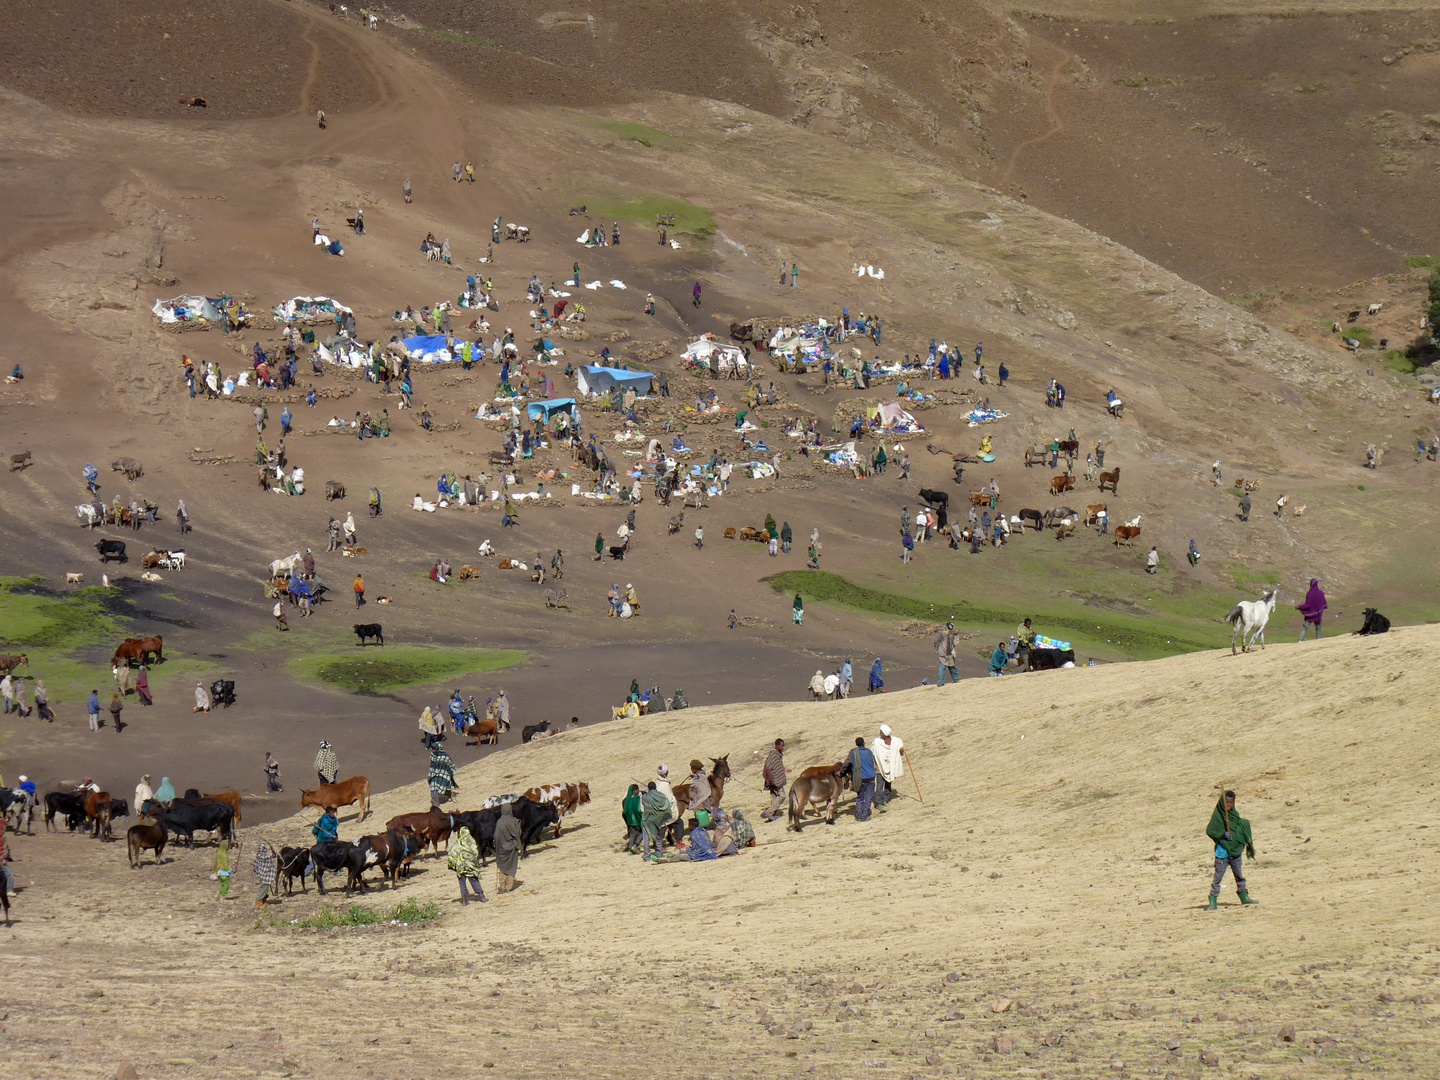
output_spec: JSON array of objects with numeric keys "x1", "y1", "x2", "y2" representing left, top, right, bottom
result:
[{"x1": 1225, "y1": 588, "x2": 1277, "y2": 654}]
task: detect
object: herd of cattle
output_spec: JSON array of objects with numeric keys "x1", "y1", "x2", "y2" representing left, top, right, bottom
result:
[{"x1": 5, "y1": 777, "x2": 592, "y2": 898}]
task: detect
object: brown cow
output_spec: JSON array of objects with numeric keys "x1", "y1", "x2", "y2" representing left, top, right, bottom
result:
[
  {"x1": 1055, "y1": 521, "x2": 1076, "y2": 540},
  {"x1": 519, "y1": 782, "x2": 591, "y2": 837},
  {"x1": 1115, "y1": 525, "x2": 1141, "y2": 547},
  {"x1": 85, "y1": 790, "x2": 114, "y2": 840},
  {"x1": 127, "y1": 820, "x2": 168, "y2": 867},
  {"x1": 0, "y1": 653, "x2": 29, "y2": 675},
  {"x1": 788, "y1": 764, "x2": 848, "y2": 830},
  {"x1": 203, "y1": 790, "x2": 242, "y2": 825},
  {"x1": 300, "y1": 777, "x2": 371, "y2": 821},
  {"x1": 386, "y1": 806, "x2": 454, "y2": 855},
  {"x1": 1098, "y1": 467, "x2": 1121, "y2": 494},
  {"x1": 1050, "y1": 474, "x2": 1076, "y2": 495},
  {"x1": 464, "y1": 716, "x2": 507, "y2": 745},
  {"x1": 1084, "y1": 504, "x2": 1107, "y2": 525},
  {"x1": 112, "y1": 635, "x2": 163, "y2": 667}
]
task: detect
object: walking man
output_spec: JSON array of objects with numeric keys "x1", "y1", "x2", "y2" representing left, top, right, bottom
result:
[
  {"x1": 1206, "y1": 790, "x2": 1257, "y2": 910},
  {"x1": 848, "y1": 737, "x2": 877, "y2": 821},
  {"x1": 761, "y1": 738, "x2": 788, "y2": 822},
  {"x1": 314, "y1": 740, "x2": 338, "y2": 785},
  {"x1": 871, "y1": 724, "x2": 907, "y2": 808},
  {"x1": 353, "y1": 574, "x2": 365, "y2": 607},
  {"x1": 935, "y1": 620, "x2": 960, "y2": 686}
]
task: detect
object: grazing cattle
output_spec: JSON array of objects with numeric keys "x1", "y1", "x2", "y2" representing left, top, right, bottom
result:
[
  {"x1": 0, "y1": 653, "x2": 29, "y2": 675},
  {"x1": 1050, "y1": 474, "x2": 1075, "y2": 495},
  {"x1": 917, "y1": 488, "x2": 949, "y2": 509},
  {"x1": 157, "y1": 800, "x2": 233, "y2": 846},
  {"x1": 1114, "y1": 525, "x2": 1141, "y2": 547},
  {"x1": 325, "y1": 480, "x2": 346, "y2": 501},
  {"x1": 1098, "y1": 467, "x2": 1121, "y2": 494},
  {"x1": 1028, "y1": 648, "x2": 1077, "y2": 671},
  {"x1": 127, "y1": 820, "x2": 168, "y2": 868},
  {"x1": 203, "y1": 791, "x2": 242, "y2": 825},
  {"x1": 45, "y1": 791, "x2": 87, "y2": 832},
  {"x1": 278, "y1": 846, "x2": 310, "y2": 894},
  {"x1": 95, "y1": 538, "x2": 127, "y2": 563},
  {"x1": 299, "y1": 777, "x2": 371, "y2": 821},
  {"x1": 969, "y1": 491, "x2": 989, "y2": 507},
  {"x1": 1084, "y1": 504, "x2": 1107, "y2": 525},
  {"x1": 465, "y1": 716, "x2": 507, "y2": 744},
  {"x1": 788, "y1": 764, "x2": 848, "y2": 830},
  {"x1": 521, "y1": 720, "x2": 550, "y2": 743},
  {"x1": 1356, "y1": 607, "x2": 1391, "y2": 635},
  {"x1": 454, "y1": 798, "x2": 559, "y2": 863},
  {"x1": 519, "y1": 782, "x2": 590, "y2": 837},
  {"x1": 84, "y1": 790, "x2": 114, "y2": 840},
  {"x1": 386, "y1": 807, "x2": 454, "y2": 855},
  {"x1": 268, "y1": 551, "x2": 303, "y2": 579},
  {"x1": 112, "y1": 636, "x2": 163, "y2": 667},
  {"x1": 353, "y1": 623, "x2": 384, "y2": 646}
]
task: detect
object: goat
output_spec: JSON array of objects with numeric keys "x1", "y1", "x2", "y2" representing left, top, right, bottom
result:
[{"x1": 1367, "y1": 302, "x2": 1383, "y2": 315}]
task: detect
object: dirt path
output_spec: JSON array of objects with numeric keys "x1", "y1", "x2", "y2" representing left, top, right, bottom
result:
[{"x1": 1001, "y1": 46, "x2": 1070, "y2": 186}]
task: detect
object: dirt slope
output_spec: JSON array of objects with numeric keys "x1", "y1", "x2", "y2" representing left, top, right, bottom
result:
[{"x1": 5, "y1": 628, "x2": 1439, "y2": 1078}]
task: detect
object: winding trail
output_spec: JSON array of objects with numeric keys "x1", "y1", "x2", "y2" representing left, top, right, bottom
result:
[{"x1": 1001, "y1": 47, "x2": 1071, "y2": 186}]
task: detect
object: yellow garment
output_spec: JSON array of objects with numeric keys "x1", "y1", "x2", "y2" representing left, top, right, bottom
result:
[
  {"x1": 418, "y1": 706, "x2": 441, "y2": 736},
  {"x1": 978, "y1": 436, "x2": 992, "y2": 455}
]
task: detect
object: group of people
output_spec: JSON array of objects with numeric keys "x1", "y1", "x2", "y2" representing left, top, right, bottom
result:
[{"x1": 622, "y1": 761, "x2": 751, "y2": 863}]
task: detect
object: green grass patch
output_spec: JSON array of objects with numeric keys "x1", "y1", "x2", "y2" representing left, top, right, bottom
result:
[
  {"x1": 264, "y1": 898, "x2": 439, "y2": 930},
  {"x1": 289, "y1": 646, "x2": 525, "y2": 695},
  {"x1": 1405, "y1": 254, "x2": 1437, "y2": 269},
  {"x1": 0, "y1": 578, "x2": 122, "y2": 651},
  {"x1": 577, "y1": 191, "x2": 715, "y2": 239},
  {"x1": 770, "y1": 571, "x2": 1220, "y2": 661},
  {"x1": 417, "y1": 27, "x2": 508, "y2": 50},
  {"x1": 1342, "y1": 325, "x2": 1375, "y2": 348},
  {"x1": 594, "y1": 120, "x2": 680, "y2": 150},
  {"x1": 1227, "y1": 564, "x2": 1280, "y2": 588},
  {"x1": 1384, "y1": 349, "x2": 1419, "y2": 374}
]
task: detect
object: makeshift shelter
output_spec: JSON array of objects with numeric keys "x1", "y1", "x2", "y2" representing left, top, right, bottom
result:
[
  {"x1": 682, "y1": 337, "x2": 748, "y2": 377},
  {"x1": 575, "y1": 365, "x2": 653, "y2": 398},
  {"x1": 152, "y1": 294, "x2": 223, "y2": 326},
  {"x1": 527, "y1": 398, "x2": 578, "y2": 424},
  {"x1": 866, "y1": 400, "x2": 925, "y2": 433},
  {"x1": 274, "y1": 296, "x2": 352, "y2": 325},
  {"x1": 399, "y1": 335, "x2": 455, "y2": 364}
]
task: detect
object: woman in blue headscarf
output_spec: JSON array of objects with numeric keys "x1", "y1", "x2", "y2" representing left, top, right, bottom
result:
[{"x1": 868, "y1": 658, "x2": 884, "y2": 694}]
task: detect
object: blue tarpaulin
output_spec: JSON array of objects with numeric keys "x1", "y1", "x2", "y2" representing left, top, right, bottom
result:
[
  {"x1": 575, "y1": 365, "x2": 653, "y2": 397},
  {"x1": 401, "y1": 335, "x2": 454, "y2": 363},
  {"x1": 527, "y1": 398, "x2": 578, "y2": 422}
]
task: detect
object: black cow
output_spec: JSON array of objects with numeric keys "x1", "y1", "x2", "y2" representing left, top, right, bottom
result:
[
  {"x1": 1356, "y1": 608, "x2": 1391, "y2": 635},
  {"x1": 354, "y1": 623, "x2": 384, "y2": 646},
  {"x1": 109, "y1": 798, "x2": 130, "y2": 819},
  {"x1": 918, "y1": 488, "x2": 949, "y2": 509},
  {"x1": 158, "y1": 800, "x2": 234, "y2": 846},
  {"x1": 44, "y1": 791, "x2": 87, "y2": 832},
  {"x1": 309, "y1": 839, "x2": 379, "y2": 895},
  {"x1": 210, "y1": 680, "x2": 236, "y2": 708},
  {"x1": 1027, "y1": 648, "x2": 1076, "y2": 671},
  {"x1": 278, "y1": 846, "x2": 310, "y2": 895},
  {"x1": 521, "y1": 720, "x2": 550, "y2": 743},
  {"x1": 95, "y1": 538, "x2": 127, "y2": 563},
  {"x1": 608, "y1": 544, "x2": 627, "y2": 561},
  {"x1": 453, "y1": 797, "x2": 559, "y2": 864},
  {"x1": 358, "y1": 830, "x2": 424, "y2": 886}
]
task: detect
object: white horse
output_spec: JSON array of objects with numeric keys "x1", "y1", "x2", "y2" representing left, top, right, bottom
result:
[
  {"x1": 1226, "y1": 588, "x2": 1277, "y2": 654},
  {"x1": 268, "y1": 551, "x2": 303, "y2": 579}
]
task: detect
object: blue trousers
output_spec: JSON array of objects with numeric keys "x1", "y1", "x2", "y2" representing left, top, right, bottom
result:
[
  {"x1": 854, "y1": 779, "x2": 875, "y2": 821},
  {"x1": 937, "y1": 663, "x2": 959, "y2": 686}
]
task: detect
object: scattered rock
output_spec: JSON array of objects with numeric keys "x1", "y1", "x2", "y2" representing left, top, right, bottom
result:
[
  {"x1": 946, "y1": 971, "x2": 960, "y2": 982},
  {"x1": 1278, "y1": 1024, "x2": 1296, "y2": 1043},
  {"x1": 1200, "y1": 1048, "x2": 1220, "y2": 1066},
  {"x1": 84, "y1": 989, "x2": 105, "y2": 999},
  {"x1": 991, "y1": 998, "x2": 1012, "y2": 1013},
  {"x1": 992, "y1": 1034, "x2": 1013, "y2": 1055},
  {"x1": 926, "y1": 1053, "x2": 942, "y2": 1066},
  {"x1": 115, "y1": 1065, "x2": 138, "y2": 1080},
  {"x1": 1165, "y1": 1038, "x2": 1181, "y2": 1052}
]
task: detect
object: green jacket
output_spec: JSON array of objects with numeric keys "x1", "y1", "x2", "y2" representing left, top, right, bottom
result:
[
  {"x1": 622, "y1": 787, "x2": 642, "y2": 830},
  {"x1": 1206, "y1": 798, "x2": 1254, "y2": 859}
]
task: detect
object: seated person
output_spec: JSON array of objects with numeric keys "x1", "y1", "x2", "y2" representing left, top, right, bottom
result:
[{"x1": 683, "y1": 812, "x2": 717, "y2": 861}]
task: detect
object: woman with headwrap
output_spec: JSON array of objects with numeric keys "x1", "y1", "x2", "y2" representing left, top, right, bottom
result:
[
  {"x1": 1296, "y1": 578, "x2": 1327, "y2": 641},
  {"x1": 135, "y1": 665, "x2": 153, "y2": 707},
  {"x1": 447, "y1": 826, "x2": 486, "y2": 904},
  {"x1": 868, "y1": 658, "x2": 884, "y2": 693},
  {"x1": 35, "y1": 680, "x2": 53, "y2": 722},
  {"x1": 418, "y1": 706, "x2": 442, "y2": 749},
  {"x1": 792, "y1": 594, "x2": 804, "y2": 625},
  {"x1": 428, "y1": 742, "x2": 458, "y2": 804},
  {"x1": 154, "y1": 776, "x2": 176, "y2": 808}
]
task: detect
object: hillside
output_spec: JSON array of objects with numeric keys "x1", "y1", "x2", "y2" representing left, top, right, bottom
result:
[{"x1": 4, "y1": 627, "x2": 1439, "y2": 1078}]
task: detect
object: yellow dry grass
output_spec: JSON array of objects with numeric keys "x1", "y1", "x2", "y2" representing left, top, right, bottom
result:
[{"x1": 6, "y1": 627, "x2": 1440, "y2": 1078}]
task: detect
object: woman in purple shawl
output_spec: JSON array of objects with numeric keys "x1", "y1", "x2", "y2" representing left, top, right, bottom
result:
[{"x1": 1296, "y1": 578, "x2": 1327, "y2": 640}]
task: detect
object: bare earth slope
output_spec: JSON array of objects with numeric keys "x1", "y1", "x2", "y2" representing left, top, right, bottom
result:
[{"x1": 4, "y1": 628, "x2": 1439, "y2": 1078}]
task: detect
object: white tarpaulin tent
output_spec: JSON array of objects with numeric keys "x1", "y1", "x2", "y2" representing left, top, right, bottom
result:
[{"x1": 682, "y1": 336, "x2": 748, "y2": 375}]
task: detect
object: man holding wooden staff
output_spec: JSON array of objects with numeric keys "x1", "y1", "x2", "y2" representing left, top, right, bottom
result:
[{"x1": 1206, "y1": 789, "x2": 1257, "y2": 910}]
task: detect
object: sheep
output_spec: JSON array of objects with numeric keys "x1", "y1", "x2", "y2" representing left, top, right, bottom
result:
[{"x1": 1367, "y1": 302, "x2": 1383, "y2": 316}]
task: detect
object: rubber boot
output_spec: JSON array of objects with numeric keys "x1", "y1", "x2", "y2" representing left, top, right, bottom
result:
[
  {"x1": 1206, "y1": 895, "x2": 1217, "y2": 911},
  {"x1": 1239, "y1": 892, "x2": 1258, "y2": 905}
]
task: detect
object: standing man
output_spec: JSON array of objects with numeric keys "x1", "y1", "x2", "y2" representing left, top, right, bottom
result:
[
  {"x1": 493, "y1": 802, "x2": 523, "y2": 893},
  {"x1": 595, "y1": 531, "x2": 605, "y2": 561},
  {"x1": 87, "y1": 688, "x2": 101, "y2": 732},
  {"x1": 135, "y1": 774, "x2": 154, "y2": 812},
  {"x1": 264, "y1": 752, "x2": 283, "y2": 792},
  {"x1": 353, "y1": 574, "x2": 365, "y2": 607},
  {"x1": 1146, "y1": 546, "x2": 1159, "y2": 574},
  {"x1": 314, "y1": 740, "x2": 338, "y2": 785},
  {"x1": 1296, "y1": 578, "x2": 1327, "y2": 641},
  {"x1": 848, "y1": 737, "x2": 878, "y2": 822},
  {"x1": 1238, "y1": 492, "x2": 1251, "y2": 522},
  {"x1": 935, "y1": 621, "x2": 960, "y2": 686},
  {"x1": 871, "y1": 724, "x2": 907, "y2": 809},
  {"x1": 1206, "y1": 790, "x2": 1257, "y2": 910},
  {"x1": 640, "y1": 781, "x2": 671, "y2": 861},
  {"x1": 761, "y1": 738, "x2": 788, "y2": 822},
  {"x1": 403, "y1": 178, "x2": 412, "y2": 203},
  {"x1": 791, "y1": 262, "x2": 798, "y2": 288},
  {"x1": 496, "y1": 690, "x2": 511, "y2": 729}
]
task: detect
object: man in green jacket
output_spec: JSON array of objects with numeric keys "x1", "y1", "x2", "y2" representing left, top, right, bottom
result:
[{"x1": 1206, "y1": 790, "x2": 1257, "y2": 910}]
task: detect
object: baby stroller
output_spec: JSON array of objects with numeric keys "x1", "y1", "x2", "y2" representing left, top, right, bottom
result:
[{"x1": 210, "y1": 679, "x2": 237, "y2": 709}]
